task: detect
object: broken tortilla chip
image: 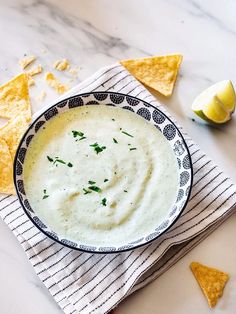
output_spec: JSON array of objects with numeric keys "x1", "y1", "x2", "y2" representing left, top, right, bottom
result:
[
  {"x1": 0, "y1": 114, "x2": 29, "y2": 159},
  {"x1": 45, "y1": 72, "x2": 69, "y2": 94},
  {"x1": 0, "y1": 138, "x2": 15, "y2": 194},
  {"x1": 190, "y1": 262, "x2": 229, "y2": 308},
  {"x1": 0, "y1": 73, "x2": 31, "y2": 121},
  {"x1": 120, "y1": 54, "x2": 182, "y2": 97},
  {"x1": 19, "y1": 55, "x2": 36, "y2": 69}
]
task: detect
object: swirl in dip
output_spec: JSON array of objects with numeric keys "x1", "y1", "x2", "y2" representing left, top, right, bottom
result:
[{"x1": 24, "y1": 105, "x2": 179, "y2": 246}]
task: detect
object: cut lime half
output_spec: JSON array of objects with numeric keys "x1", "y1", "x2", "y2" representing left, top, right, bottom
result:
[{"x1": 192, "y1": 80, "x2": 235, "y2": 124}]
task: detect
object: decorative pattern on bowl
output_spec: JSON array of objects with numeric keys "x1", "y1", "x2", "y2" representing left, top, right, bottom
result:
[{"x1": 14, "y1": 92, "x2": 193, "y2": 253}]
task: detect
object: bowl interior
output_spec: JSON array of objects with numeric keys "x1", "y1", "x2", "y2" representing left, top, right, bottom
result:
[{"x1": 14, "y1": 92, "x2": 193, "y2": 253}]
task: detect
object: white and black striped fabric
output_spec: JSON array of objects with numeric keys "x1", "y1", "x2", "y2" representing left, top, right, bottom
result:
[{"x1": 1, "y1": 64, "x2": 236, "y2": 314}]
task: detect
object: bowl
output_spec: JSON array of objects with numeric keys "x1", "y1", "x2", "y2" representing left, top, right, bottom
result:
[{"x1": 14, "y1": 92, "x2": 193, "y2": 253}]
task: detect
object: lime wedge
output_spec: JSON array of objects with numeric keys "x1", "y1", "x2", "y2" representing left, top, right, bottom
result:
[{"x1": 192, "y1": 80, "x2": 235, "y2": 123}]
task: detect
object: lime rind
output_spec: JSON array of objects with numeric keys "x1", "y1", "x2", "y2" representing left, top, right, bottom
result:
[
  {"x1": 192, "y1": 80, "x2": 235, "y2": 124},
  {"x1": 214, "y1": 80, "x2": 235, "y2": 113}
]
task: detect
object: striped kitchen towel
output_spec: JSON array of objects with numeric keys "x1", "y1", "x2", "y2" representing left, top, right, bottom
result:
[{"x1": 0, "y1": 63, "x2": 236, "y2": 314}]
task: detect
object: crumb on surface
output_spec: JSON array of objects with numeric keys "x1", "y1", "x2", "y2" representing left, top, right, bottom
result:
[
  {"x1": 69, "y1": 66, "x2": 79, "y2": 77},
  {"x1": 28, "y1": 75, "x2": 35, "y2": 87},
  {"x1": 45, "y1": 72, "x2": 69, "y2": 94},
  {"x1": 27, "y1": 65, "x2": 43, "y2": 76},
  {"x1": 36, "y1": 91, "x2": 46, "y2": 102},
  {"x1": 53, "y1": 59, "x2": 70, "y2": 71},
  {"x1": 19, "y1": 55, "x2": 36, "y2": 69}
]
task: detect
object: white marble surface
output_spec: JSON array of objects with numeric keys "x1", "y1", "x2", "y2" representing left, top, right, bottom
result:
[{"x1": 0, "y1": 0, "x2": 236, "y2": 313}]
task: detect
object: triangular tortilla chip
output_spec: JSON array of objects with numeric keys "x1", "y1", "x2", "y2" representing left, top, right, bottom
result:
[
  {"x1": 120, "y1": 55, "x2": 182, "y2": 97},
  {"x1": 190, "y1": 262, "x2": 229, "y2": 308},
  {"x1": 0, "y1": 114, "x2": 29, "y2": 159},
  {"x1": 0, "y1": 138, "x2": 15, "y2": 194},
  {"x1": 0, "y1": 73, "x2": 31, "y2": 121}
]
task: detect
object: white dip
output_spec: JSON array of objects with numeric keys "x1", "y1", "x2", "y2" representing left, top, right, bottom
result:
[{"x1": 24, "y1": 105, "x2": 179, "y2": 246}]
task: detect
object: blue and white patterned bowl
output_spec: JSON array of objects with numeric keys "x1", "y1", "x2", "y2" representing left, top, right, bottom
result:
[{"x1": 14, "y1": 92, "x2": 193, "y2": 253}]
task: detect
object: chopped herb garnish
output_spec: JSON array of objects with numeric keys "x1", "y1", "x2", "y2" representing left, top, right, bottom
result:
[
  {"x1": 124, "y1": 190, "x2": 128, "y2": 193},
  {"x1": 112, "y1": 118, "x2": 115, "y2": 121},
  {"x1": 83, "y1": 188, "x2": 92, "y2": 195},
  {"x1": 122, "y1": 130, "x2": 133, "y2": 138},
  {"x1": 43, "y1": 189, "x2": 49, "y2": 199},
  {"x1": 90, "y1": 143, "x2": 98, "y2": 147},
  {"x1": 47, "y1": 156, "x2": 73, "y2": 167},
  {"x1": 54, "y1": 159, "x2": 66, "y2": 165},
  {"x1": 129, "y1": 148, "x2": 137, "y2": 151},
  {"x1": 104, "y1": 179, "x2": 108, "y2": 182},
  {"x1": 101, "y1": 198, "x2": 107, "y2": 206},
  {"x1": 90, "y1": 142, "x2": 106, "y2": 154},
  {"x1": 72, "y1": 130, "x2": 84, "y2": 137},
  {"x1": 88, "y1": 180, "x2": 96, "y2": 185},
  {"x1": 113, "y1": 138, "x2": 118, "y2": 144},
  {"x1": 95, "y1": 146, "x2": 106, "y2": 154},
  {"x1": 88, "y1": 186, "x2": 102, "y2": 193},
  {"x1": 192, "y1": 118, "x2": 195, "y2": 122},
  {"x1": 72, "y1": 130, "x2": 86, "y2": 141},
  {"x1": 114, "y1": 172, "x2": 117, "y2": 175},
  {"x1": 47, "y1": 156, "x2": 53, "y2": 162},
  {"x1": 128, "y1": 143, "x2": 131, "y2": 146}
]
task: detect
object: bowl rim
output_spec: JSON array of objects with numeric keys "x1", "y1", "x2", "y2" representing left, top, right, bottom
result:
[{"x1": 14, "y1": 91, "x2": 193, "y2": 254}]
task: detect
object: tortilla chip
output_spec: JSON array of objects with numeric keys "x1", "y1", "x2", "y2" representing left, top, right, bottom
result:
[
  {"x1": 0, "y1": 138, "x2": 15, "y2": 194},
  {"x1": 0, "y1": 114, "x2": 29, "y2": 159},
  {"x1": 0, "y1": 73, "x2": 31, "y2": 121},
  {"x1": 190, "y1": 262, "x2": 229, "y2": 308},
  {"x1": 19, "y1": 55, "x2": 36, "y2": 69},
  {"x1": 54, "y1": 59, "x2": 70, "y2": 71},
  {"x1": 45, "y1": 72, "x2": 69, "y2": 94},
  {"x1": 120, "y1": 55, "x2": 182, "y2": 97},
  {"x1": 27, "y1": 65, "x2": 43, "y2": 76}
]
